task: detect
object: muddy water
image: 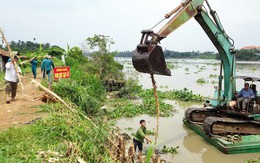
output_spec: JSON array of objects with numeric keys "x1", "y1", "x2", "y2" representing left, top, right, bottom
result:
[
  {"x1": 118, "y1": 58, "x2": 260, "y2": 97},
  {"x1": 115, "y1": 58, "x2": 260, "y2": 162},
  {"x1": 116, "y1": 100, "x2": 260, "y2": 163}
]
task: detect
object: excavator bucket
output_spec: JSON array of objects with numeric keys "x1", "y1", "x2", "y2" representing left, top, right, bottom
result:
[{"x1": 132, "y1": 44, "x2": 171, "y2": 76}]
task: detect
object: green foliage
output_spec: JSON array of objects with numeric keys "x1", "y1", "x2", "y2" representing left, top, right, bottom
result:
[
  {"x1": 146, "y1": 142, "x2": 156, "y2": 163},
  {"x1": 51, "y1": 45, "x2": 105, "y2": 115},
  {"x1": 5, "y1": 40, "x2": 50, "y2": 54},
  {"x1": 0, "y1": 103, "x2": 113, "y2": 162},
  {"x1": 46, "y1": 45, "x2": 65, "y2": 58},
  {"x1": 139, "y1": 88, "x2": 204, "y2": 102},
  {"x1": 118, "y1": 77, "x2": 142, "y2": 98},
  {"x1": 209, "y1": 74, "x2": 218, "y2": 78},
  {"x1": 196, "y1": 77, "x2": 207, "y2": 84},
  {"x1": 84, "y1": 35, "x2": 123, "y2": 80},
  {"x1": 85, "y1": 34, "x2": 114, "y2": 53},
  {"x1": 108, "y1": 97, "x2": 173, "y2": 119},
  {"x1": 52, "y1": 70, "x2": 105, "y2": 115},
  {"x1": 90, "y1": 51, "x2": 123, "y2": 80},
  {"x1": 66, "y1": 46, "x2": 87, "y2": 65},
  {"x1": 245, "y1": 158, "x2": 260, "y2": 163},
  {"x1": 161, "y1": 145, "x2": 179, "y2": 155}
]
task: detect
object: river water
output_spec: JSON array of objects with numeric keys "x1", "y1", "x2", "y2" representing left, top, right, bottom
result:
[{"x1": 115, "y1": 58, "x2": 260, "y2": 163}]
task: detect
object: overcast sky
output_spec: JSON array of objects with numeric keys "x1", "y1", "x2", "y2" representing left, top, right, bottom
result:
[{"x1": 0, "y1": 0, "x2": 259, "y2": 52}]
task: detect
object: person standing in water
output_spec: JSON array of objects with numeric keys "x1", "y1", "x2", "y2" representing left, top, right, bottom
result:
[{"x1": 133, "y1": 119, "x2": 152, "y2": 159}]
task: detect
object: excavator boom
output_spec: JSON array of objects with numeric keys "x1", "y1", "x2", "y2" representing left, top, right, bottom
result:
[{"x1": 132, "y1": 0, "x2": 236, "y2": 104}]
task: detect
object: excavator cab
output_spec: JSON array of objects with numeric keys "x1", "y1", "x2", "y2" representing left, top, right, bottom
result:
[{"x1": 132, "y1": 30, "x2": 171, "y2": 76}]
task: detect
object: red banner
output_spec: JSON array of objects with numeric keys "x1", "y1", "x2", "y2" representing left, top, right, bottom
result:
[{"x1": 54, "y1": 66, "x2": 70, "y2": 80}]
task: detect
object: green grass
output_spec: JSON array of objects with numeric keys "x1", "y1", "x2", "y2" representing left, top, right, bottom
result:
[
  {"x1": 0, "y1": 103, "x2": 113, "y2": 163},
  {"x1": 0, "y1": 73, "x2": 4, "y2": 88}
]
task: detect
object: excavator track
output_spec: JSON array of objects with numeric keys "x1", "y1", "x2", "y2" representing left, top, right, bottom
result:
[
  {"x1": 185, "y1": 107, "x2": 231, "y2": 123},
  {"x1": 203, "y1": 117, "x2": 260, "y2": 136}
]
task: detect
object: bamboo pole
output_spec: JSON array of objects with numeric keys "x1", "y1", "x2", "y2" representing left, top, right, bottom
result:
[
  {"x1": 0, "y1": 28, "x2": 24, "y2": 90},
  {"x1": 19, "y1": 56, "x2": 44, "y2": 65},
  {"x1": 151, "y1": 74, "x2": 160, "y2": 144}
]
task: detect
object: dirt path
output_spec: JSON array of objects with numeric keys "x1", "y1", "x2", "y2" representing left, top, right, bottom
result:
[{"x1": 0, "y1": 70, "x2": 47, "y2": 130}]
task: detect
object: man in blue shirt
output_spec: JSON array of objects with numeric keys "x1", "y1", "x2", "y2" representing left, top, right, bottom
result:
[
  {"x1": 30, "y1": 57, "x2": 38, "y2": 78},
  {"x1": 41, "y1": 55, "x2": 48, "y2": 78},
  {"x1": 43, "y1": 55, "x2": 55, "y2": 82},
  {"x1": 236, "y1": 83, "x2": 255, "y2": 112}
]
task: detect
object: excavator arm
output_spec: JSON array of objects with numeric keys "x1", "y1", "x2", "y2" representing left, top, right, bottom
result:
[{"x1": 132, "y1": 0, "x2": 236, "y2": 105}]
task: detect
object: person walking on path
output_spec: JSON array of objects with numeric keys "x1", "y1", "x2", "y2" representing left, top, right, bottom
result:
[
  {"x1": 42, "y1": 55, "x2": 55, "y2": 82},
  {"x1": 41, "y1": 55, "x2": 48, "y2": 78},
  {"x1": 133, "y1": 120, "x2": 152, "y2": 159},
  {"x1": 30, "y1": 57, "x2": 38, "y2": 78},
  {"x1": 4, "y1": 56, "x2": 22, "y2": 103}
]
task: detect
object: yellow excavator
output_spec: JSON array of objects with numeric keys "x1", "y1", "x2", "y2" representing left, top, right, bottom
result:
[{"x1": 132, "y1": 0, "x2": 260, "y2": 154}]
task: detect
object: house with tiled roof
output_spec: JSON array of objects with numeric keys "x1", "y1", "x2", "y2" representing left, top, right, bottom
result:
[
  {"x1": 241, "y1": 46, "x2": 260, "y2": 50},
  {"x1": 0, "y1": 48, "x2": 10, "y2": 72}
]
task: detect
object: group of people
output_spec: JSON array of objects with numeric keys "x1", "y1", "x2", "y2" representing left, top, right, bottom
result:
[
  {"x1": 30, "y1": 55, "x2": 55, "y2": 80},
  {"x1": 4, "y1": 54, "x2": 54, "y2": 104}
]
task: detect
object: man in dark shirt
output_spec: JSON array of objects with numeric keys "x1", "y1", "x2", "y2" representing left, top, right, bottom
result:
[{"x1": 133, "y1": 120, "x2": 151, "y2": 159}]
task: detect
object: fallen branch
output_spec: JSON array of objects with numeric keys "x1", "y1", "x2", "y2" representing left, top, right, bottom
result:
[{"x1": 31, "y1": 79, "x2": 70, "y2": 108}]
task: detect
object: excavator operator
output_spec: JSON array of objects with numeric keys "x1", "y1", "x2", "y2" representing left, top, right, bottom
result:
[{"x1": 236, "y1": 83, "x2": 255, "y2": 112}]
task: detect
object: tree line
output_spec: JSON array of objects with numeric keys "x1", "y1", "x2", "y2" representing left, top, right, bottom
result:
[
  {"x1": 0, "y1": 40, "x2": 65, "y2": 58},
  {"x1": 117, "y1": 49, "x2": 260, "y2": 61},
  {"x1": 1, "y1": 40, "x2": 259, "y2": 61}
]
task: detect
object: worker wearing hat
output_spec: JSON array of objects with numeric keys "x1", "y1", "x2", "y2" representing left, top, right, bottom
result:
[
  {"x1": 4, "y1": 53, "x2": 22, "y2": 103},
  {"x1": 41, "y1": 54, "x2": 48, "y2": 78},
  {"x1": 42, "y1": 55, "x2": 55, "y2": 82}
]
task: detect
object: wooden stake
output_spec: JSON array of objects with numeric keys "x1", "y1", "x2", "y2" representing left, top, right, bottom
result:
[
  {"x1": 151, "y1": 74, "x2": 160, "y2": 144},
  {"x1": 0, "y1": 28, "x2": 24, "y2": 90}
]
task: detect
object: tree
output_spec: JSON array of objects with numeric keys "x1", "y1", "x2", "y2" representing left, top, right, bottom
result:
[
  {"x1": 85, "y1": 34, "x2": 115, "y2": 53},
  {"x1": 84, "y1": 35, "x2": 123, "y2": 80},
  {"x1": 46, "y1": 45, "x2": 65, "y2": 58}
]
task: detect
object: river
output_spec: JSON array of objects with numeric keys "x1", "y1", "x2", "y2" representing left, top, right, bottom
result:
[{"x1": 115, "y1": 58, "x2": 260, "y2": 163}]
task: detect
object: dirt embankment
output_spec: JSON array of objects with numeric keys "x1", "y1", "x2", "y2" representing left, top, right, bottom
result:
[{"x1": 0, "y1": 71, "x2": 46, "y2": 130}]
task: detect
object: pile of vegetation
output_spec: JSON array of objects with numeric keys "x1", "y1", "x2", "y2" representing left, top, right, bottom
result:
[{"x1": 139, "y1": 88, "x2": 204, "y2": 102}]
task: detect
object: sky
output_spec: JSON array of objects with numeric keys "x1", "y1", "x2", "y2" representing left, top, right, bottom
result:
[{"x1": 0, "y1": 0, "x2": 259, "y2": 52}]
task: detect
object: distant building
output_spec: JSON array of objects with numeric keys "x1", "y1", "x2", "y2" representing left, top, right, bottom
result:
[
  {"x1": 241, "y1": 46, "x2": 260, "y2": 50},
  {"x1": 0, "y1": 48, "x2": 10, "y2": 72}
]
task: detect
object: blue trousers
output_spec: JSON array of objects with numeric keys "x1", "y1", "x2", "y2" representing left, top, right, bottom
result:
[{"x1": 32, "y1": 67, "x2": 37, "y2": 78}]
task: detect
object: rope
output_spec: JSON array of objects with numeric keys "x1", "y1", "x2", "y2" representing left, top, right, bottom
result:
[{"x1": 151, "y1": 74, "x2": 160, "y2": 144}]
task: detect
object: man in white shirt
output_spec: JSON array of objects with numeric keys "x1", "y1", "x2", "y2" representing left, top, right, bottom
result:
[{"x1": 4, "y1": 56, "x2": 22, "y2": 103}]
